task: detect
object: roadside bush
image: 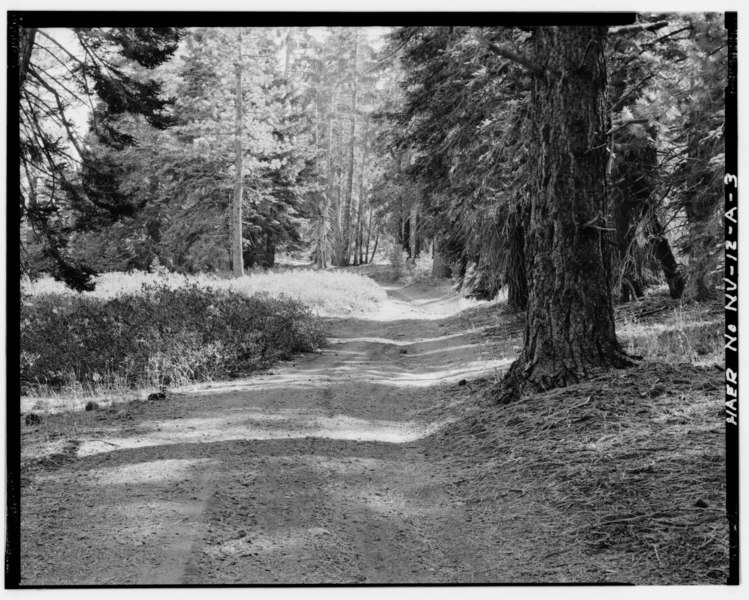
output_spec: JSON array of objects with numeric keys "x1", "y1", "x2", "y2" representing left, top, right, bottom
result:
[
  {"x1": 20, "y1": 283, "x2": 326, "y2": 392},
  {"x1": 22, "y1": 268, "x2": 386, "y2": 317},
  {"x1": 387, "y1": 246, "x2": 436, "y2": 283},
  {"x1": 389, "y1": 246, "x2": 410, "y2": 279}
]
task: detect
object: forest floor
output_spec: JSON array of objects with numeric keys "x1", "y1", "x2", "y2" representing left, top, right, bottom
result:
[{"x1": 19, "y1": 272, "x2": 727, "y2": 585}]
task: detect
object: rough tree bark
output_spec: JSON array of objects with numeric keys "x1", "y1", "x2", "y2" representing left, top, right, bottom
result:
[
  {"x1": 500, "y1": 26, "x2": 630, "y2": 402},
  {"x1": 506, "y1": 207, "x2": 528, "y2": 312}
]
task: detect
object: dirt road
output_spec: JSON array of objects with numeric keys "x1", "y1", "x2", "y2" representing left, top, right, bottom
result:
[{"x1": 21, "y1": 281, "x2": 513, "y2": 585}]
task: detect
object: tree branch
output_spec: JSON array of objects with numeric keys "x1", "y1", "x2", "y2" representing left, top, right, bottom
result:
[
  {"x1": 370, "y1": 26, "x2": 420, "y2": 70},
  {"x1": 27, "y1": 63, "x2": 88, "y2": 107},
  {"x1": 609, "y1": 73, "x2": 656, "y2": 112},
  {"x1": 26, "y1": 66, "x2": 87, "y2": 159},
  {"x1": 609, "y1": 21, "x2": 669, "y2": 35},
  {"x1": 607, "y1": 118, "x2": 650, "y2": 136},
  {"x1": 36, "y1": 29, "x2": 85, "y2": 65},
  {"x1": 474, "y1": 32, "x2": 544, "y2": 76},
  {"x1": 646, "y1": 25, "x2": 692, "y2": 46}
]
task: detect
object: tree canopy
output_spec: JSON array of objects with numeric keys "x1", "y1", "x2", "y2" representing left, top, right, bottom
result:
[
  {"x1": 13, "y1": 18, "x2": 728, "y2": 394},
  {"x1": 17, "y1": 26, "x2": 183, "y2": 290}
]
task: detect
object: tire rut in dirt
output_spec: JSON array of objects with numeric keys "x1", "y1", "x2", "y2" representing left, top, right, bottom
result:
[{"x1": 184, "y1": 435, "x2": 472, "y2": 584}]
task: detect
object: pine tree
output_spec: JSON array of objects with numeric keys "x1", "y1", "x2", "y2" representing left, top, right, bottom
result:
[
  {"x1": 500, "y1": 26, "x2": 631, "y2": 400},
  {"x1": 16, "y1": 25, "x2": 182, "y2": 289}
]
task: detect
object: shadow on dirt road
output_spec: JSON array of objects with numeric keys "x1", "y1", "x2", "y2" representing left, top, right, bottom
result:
[{"x1": 21, "y1": 281, "x2": 515, "y2": 584}]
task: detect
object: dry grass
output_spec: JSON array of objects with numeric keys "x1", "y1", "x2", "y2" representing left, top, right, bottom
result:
[
  {"x1": 21, "y1": 375, "x2": 140, "y2": 414},
  {"x1": 22, "y1": 268, "x2": 387, "y2": 317},
  {"x1": 616, "y1": 292, "x2": 723, "y2": 367}
]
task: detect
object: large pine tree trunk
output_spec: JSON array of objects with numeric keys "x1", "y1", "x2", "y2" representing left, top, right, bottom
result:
[
  {"x1": 506, "y1": 207, "x2": 528, "y2": 312},
  {"x1": 231, "y1": 31, "x2": 244, "y2": 278},
  {"x1": 501, "y1": 26, "x2": 629, "y2": 402}
]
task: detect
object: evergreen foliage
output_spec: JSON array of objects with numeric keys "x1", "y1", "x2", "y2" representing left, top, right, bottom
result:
[
  {"x1": 14, "y1": 20, "x2": 727, "y2": 396},
  {"x1": 387, "y1": 17, "x2": 726, "y2": 305},
  {"x1": 18, "y1": 26, "x2": 183, "y2": 290}
]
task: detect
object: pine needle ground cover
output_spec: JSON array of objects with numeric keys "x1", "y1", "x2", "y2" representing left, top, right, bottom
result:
[
  {"x1": 422, "y1": 292, "x2": 726, "y2": 584},
  {"x1": 20, "y1": 268, "x2": 387, "y2": 396}
]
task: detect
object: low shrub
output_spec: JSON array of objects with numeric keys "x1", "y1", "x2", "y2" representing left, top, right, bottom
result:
[
  {"x1": 22, "y1": 268, "x2": 386, "y2": 317},
  {"x1": 226, "y1": 269, "x2": 386, "y2": 316},
  {"x1": 387, "y1": 246, "x2": 434, "y2": 283},
  {"x1": 20, "y1": 283, "x2": 326, "y2": 392}
]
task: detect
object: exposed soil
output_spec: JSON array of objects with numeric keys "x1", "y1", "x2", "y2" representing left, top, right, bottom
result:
[
  {"x1": 18, "y1": 279, "x2": 727, "y2": 585},
  {"x1": 20, "y1": 280, "x2": 512, "y2": 585}
]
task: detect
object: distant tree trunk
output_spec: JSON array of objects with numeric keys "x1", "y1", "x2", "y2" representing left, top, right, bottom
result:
[
  {"x1": 432, "y1": 237, "x2": 452, "y2": 278},
  {"x1": 410, "y1": 204, "x2": 420, "y2": 261},
  {"x1": 231, "y1": 30, "x2": 244, "y2": 278},
  {"x1": 260, "y1": 230, "x2": 276, "y2": 269},
  {"x1": 317, "y1": 194, "x2": 329, "y2": 269},
  {"x1": 353, "y1": 201, "x2": 361, "y2": 268},
  {"x1": 614, "y1": 201, "x2": 646, "y2": 303},
  {"x1": 610, "y1": 131, "x2": 654, "y2": 303},
  {"x1": 369, "y1": 224, "x2": 380, "y2": 264},
  {"x1": 401, "y1": 210, "x2": 411, "y2": 258},
  {"x1": 314, "y1": 96, "x2": 328, "y2": 269},
  {"x1": 328, "y1": 87, "x2": 344, "y2": 266},
  {"x1": 649, "y1": 214, "x2": 685, "y2": 299},
  {"x1": 342, "y1": 29, "x2": 359, "y2": 266},
  {"x1": 355, "y1": 118, "x2": 368, "y2": 266},
  {"x1": 501, "y1": 26, "x2": 629, "y2": 402},
  {"x1": 681, "y1": 116, "x2": 719, "y2": 301},
  {"x1": 355, "y1": 102, "x2": 366, "y2": 267},
  {"x1": 335, "y1": 168, "x2": 345, "y2": 261},
  {"x1": 364, "y1": 204, "x2": 374, "y2": 263}
]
